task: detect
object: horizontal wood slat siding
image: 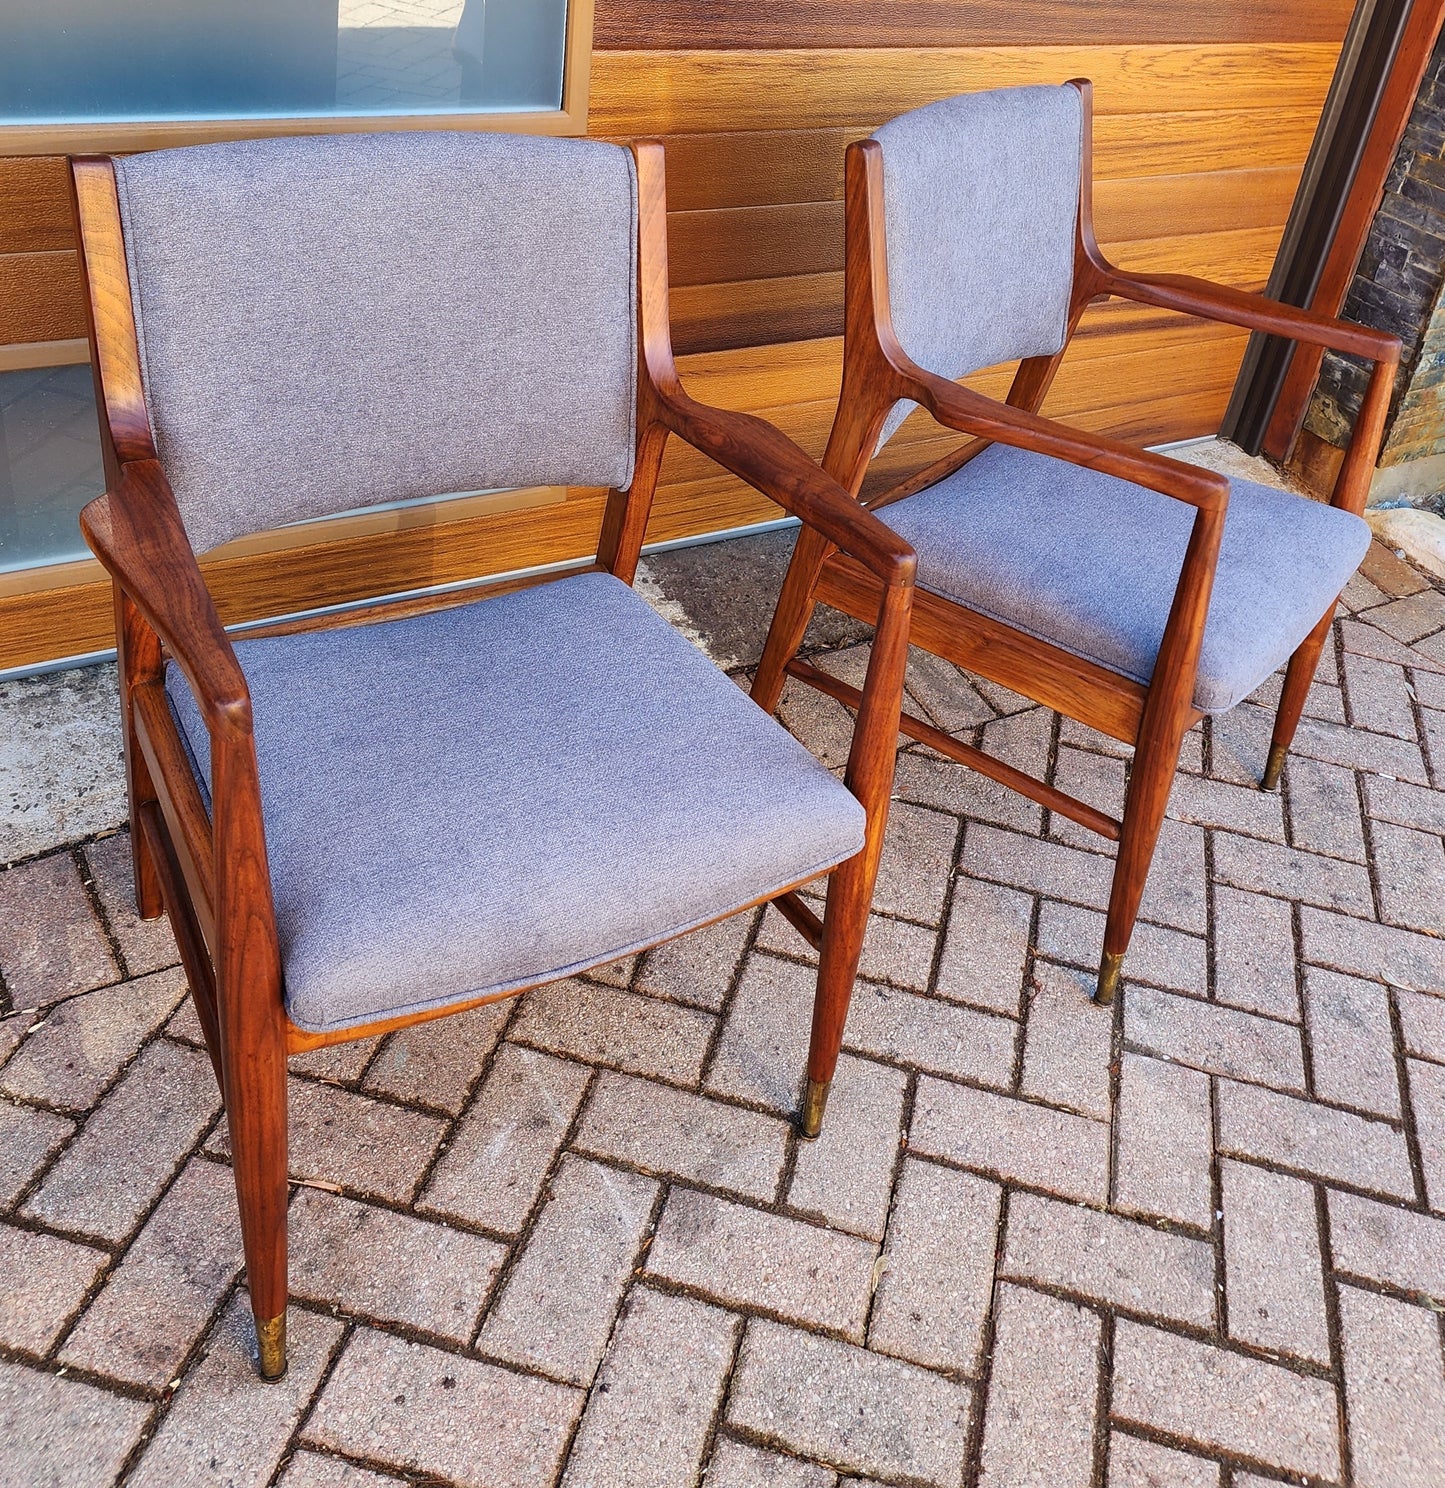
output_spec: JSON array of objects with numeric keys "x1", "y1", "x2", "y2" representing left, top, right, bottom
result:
[
  {"x1": 0, "y1": 156, "x2": 73, "y2": 254},
  {"x1": 0, "y1": 2, "x2": 1354, "y2": 666},
  {"x1": 587, "y1": 21, "x2": 1349, "y2": 561},
  {"x1": 592, "y1": 39, "x2": 1338, "y2": 368},
  {"x1": 653, "y1": 107, "x2": 1325, "y2": 210},
  {"x1": 664, "y1": 172, "x2": 1299, "y2": 300},
  {"x1": 594, "y1": 0, "x2": 1356, "y2": 50},
  {"x1": 666, "y1": 220, "x2": 1290, "y2": 355},
  {"x1": 588, "y1": 45, "x2": 1343, "y2": 133},
  {"x1": 0, "y1": 251, "x2": 85, "y2": 344}
]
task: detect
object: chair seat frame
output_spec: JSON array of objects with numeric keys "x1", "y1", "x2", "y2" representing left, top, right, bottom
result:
[
  {"x1": 71, "y1": 141, "x2": 916, "y2": 1380},
  {"x1": 753, "y1": 79, "x2": 1400, "y2": 1011}
]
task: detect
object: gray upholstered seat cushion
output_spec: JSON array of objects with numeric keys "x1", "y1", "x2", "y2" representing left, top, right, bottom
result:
[
  {"x1": 115, "y1": 132, "x2": 637, "y2": 554},
  {"x1": 880, "y1": 444, "x2": 1370, "y2": 713},
  {"x1": 167, "y1": 572, "x2": 865, "y2": 1034}
]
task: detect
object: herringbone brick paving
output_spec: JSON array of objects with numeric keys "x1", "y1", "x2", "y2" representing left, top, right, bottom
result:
[{"x1": 2, "y1": 536, "x2": 1444, "y2": 1486}]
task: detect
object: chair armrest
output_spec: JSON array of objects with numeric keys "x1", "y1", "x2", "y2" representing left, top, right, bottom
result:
[
  {"x1": 904, "y1": 364, "x2": 1228, "y2": 721},
  {"x1": 907, "y1": 367, "x2": 1230, "y2": 512},
  {"x1": 652, "y1": 387, "x2": 918, "y2": 588},
  {"x1": 1100, "y1": 266, "x2": 1402, "y2": 364},
  {"x1": 80, "y1": 459, "x2": 252, "y2": 740}
]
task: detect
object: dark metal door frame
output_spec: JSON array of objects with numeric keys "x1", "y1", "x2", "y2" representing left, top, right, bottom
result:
[{"x1": 1223, "y1": 0, "x2": 1441, "y2": 456}]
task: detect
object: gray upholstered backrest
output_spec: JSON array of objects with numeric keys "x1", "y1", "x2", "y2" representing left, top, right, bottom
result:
[
  {"x1": 872, "y1": 85, "x2": 1084, "y2": 447},
  {"x1": 115, "y1": 132, "x2": 638, "y2": 554}
]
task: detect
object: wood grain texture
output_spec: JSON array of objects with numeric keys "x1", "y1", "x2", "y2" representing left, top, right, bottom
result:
[
  {"x1": 642, "y1": 313, "x2": 1251, "y2": 541},
  {"x1": 137, "y1": 800, "x2": 223, "y2": 1091},
  {"x1": 69, "y1": 137, "x2": 912, "y2": 1357},
  {"x1": 816, "y1": 560, "x2": 1150, "y2": 742},
  {"x1": 132, "y1": 680, "x2": 217, "y2": 950},
  {"x1": 669, "y1": 201, "x2": 843, "y2": 286},
  {"x1": 588, "y1": 45, "x2": 1341, "y2": 134},
  {"x1": 0, "y1": 156, "x2": 73, "y2": 253},
  {"x1": 73, "y1": 150, "x2": 292, "y2": 1378},
  {"x1": 632, "y1": 141, "x2": 916, "y2": 588},
  {"x1": 1093, "y1": 166, "x2": 1301, "y2": 241},
  {"x1": 666, "y1": 169, "x2": 1297, "y2": 293},
  {"x1": 669, "y1": 220, "x2": 1284, "y2": 356},
  {"x1": 0, "y1": 493, "x2": 606, "y2": 669},
  {"x1": 647, "y1": 108, "x2": 1321, "y2": 215},
  {"x1": 1091, "y1": 106, "x2": 1322, "y2": 177},
  {"x1": 650, "y1": 128, "x2": 859, "y2": 210},
  {"x1": 595, "y1": 0, "x2": 1356, "y2": 51},
  {"x1": 670, "y1": 272, "x2": 844, "y2": 354},
  {"x1": 0, "y1": 251, "x2": 85, "y2": 343},
  {"x1": 0, "y1": 103, "x2": 1320, "y2": 295},
  {"x1": 658, "y1": 329, "x2": 1249, "y2": 485}
]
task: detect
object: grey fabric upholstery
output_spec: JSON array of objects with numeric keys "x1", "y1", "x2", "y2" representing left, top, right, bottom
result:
[
  {"x1": 873, "y1": 86, "x2": 1084, "y2": 447},
  {"x1": 881, "y1": 444, "x2": 1371, "y2": 713},
  {"x1": 115, "y1": 132, "x2": 638, "y2": 554},
  {"x1": 166, "y1": 572, "x2": 864, "y2": 1034}
]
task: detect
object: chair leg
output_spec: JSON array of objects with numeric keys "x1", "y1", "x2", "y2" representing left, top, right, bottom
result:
[
  {"x1": 1262, "y1": 608, "x2": 1334, "y2": 792},
  {"x1": 129, "y1": 813, "x2": 165, "y2": 921},
  {"x1": 753, "y1": 526, "x2": 832, "y2": 714},
  {"x1": 801, "y1": 853, "x2": 873, "y2": 1137},
  {"x1": 224, "y1": 1031, "x2": 289, "y2": 1380},
  {"x1": 114, "y1": 587, "x2": 166, "y2": 921},
  {"x1": 1096, "y1": 725, "x2": 1185, "y2": 1007}
]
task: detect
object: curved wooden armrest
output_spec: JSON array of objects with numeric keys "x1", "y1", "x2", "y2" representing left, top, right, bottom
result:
[
  {"x1": 1100, "y1": 266, "x2": 1403, "y2": 365},
  {"x1": 903, "y1": 368, "x2": 1228, "y2": 687},
  {"x1": 653, "y1": 387, "x2": 918, "y2": 587},
  {"x1": 907, "y1": 367, "x2": 1230, "y2": 513},
  {"x1": 80, "y1": 459, "x2": 252, "y2": 740}
]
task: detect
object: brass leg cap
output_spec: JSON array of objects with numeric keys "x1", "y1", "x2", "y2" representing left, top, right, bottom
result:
[
  {"x1": 800, "y1": 1078, "x2": 831, "y2": 1140},
  {"x1": 1261, "y1": 742, "x2": 1287, "y2": 793},
  {"x1": 1093, "y1": 951, "x2": 1125, "y2": 1007},
  {"x1": 255, "y1": 1312, "x2": 287, "y2": 1382}
]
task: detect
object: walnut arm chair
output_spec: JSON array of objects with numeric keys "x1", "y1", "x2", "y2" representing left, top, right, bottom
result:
[
  {"x1": 753, "y1": 81, "x2": 1400, "y2": 1009},
  {"x1": 70, "y1": 131, "x2": 916, "y2": 1381}
]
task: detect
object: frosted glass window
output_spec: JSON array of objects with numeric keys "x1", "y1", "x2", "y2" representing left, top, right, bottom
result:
[
  {"x1": 0, "y1": 367, "x2": 104, "y2": 575},
  {"x1": 0, "y1": 0, "x2": 570, "y2": 123}
]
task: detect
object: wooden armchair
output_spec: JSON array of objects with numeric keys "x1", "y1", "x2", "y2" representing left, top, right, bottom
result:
[
  {"x1": 754, "y1": 81, "x2": 1399, "y2": 1009},
  {"x1": 72, "y1": 131, "x2": 915, "y2": 1380}
]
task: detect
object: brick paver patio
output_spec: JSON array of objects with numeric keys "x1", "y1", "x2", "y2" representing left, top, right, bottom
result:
[{"x1": 2, "y1": 525, "x2": 1445, "y2": 1486}]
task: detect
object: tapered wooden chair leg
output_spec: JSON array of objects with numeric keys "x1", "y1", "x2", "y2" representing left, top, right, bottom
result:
[
  {"x1": 753, "y1": 526, "x2": 832, "y2": 715},
  {"x1": 1096, "y1": 731, "x2": 1183, "y2": 1006},
  {"x1": 1262, "y1": 608, "x2": 1335, "y2": 792},
  {"x1": 128, "y1": 810, "x2": 165, "y2": 921},
  {"x1": 115, "y1": 590, "x2": 166, "y2": 921},
  {"x1": 225, "y1": 1041, "x2": 289, "y2": 1380},
  {"x1": 801, "y1": 854, "x2": 874, "y2": 1137}
]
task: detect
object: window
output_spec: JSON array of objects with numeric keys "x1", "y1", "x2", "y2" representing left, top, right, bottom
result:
[
  {"x1": 0, "y1": 0, "x2": 574, "y2": 125},
  {"x1": 0, "y1": 0, "x2": 592, "y2": 583},
  {"x1": 0, "y1": 365, "x2": 103, "y2": 575}
]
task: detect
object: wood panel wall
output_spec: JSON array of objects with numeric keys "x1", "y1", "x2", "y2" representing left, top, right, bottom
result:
[
  {"x1": 602, "y1": 6, "x2": 1355, "y2": 538},
  {"x1": 0, "y1": 0, "x2": 1357, "y2": 666}
]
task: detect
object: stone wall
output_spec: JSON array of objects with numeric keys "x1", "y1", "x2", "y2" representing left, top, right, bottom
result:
[{"x1": 1304, "y1": 28, "x2": 1445, "y2": 471}]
